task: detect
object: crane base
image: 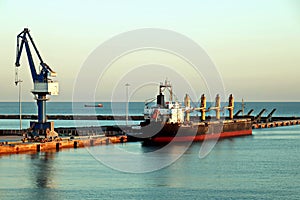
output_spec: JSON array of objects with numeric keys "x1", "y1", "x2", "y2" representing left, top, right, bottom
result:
[{"x1": 29, "y1": 121, "x2": 58, "y2": 138}]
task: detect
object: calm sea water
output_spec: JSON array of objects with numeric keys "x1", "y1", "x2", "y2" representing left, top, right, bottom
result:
[{"x1": 0, "y1": 102, "x2": 300, "y2": 199}]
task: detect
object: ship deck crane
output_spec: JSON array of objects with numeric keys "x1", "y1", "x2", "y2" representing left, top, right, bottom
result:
[
  {"x1": 15, "y1": 28, "x2": 59, "y2": 137},
  {"x1": 254, "y1": 109, "x2": 266, "y2": 123},
  {"x1": 265, "y1": 108, "x2": 277, "y2": 123}
]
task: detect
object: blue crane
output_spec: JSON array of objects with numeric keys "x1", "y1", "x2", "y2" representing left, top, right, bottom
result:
[{"x1": 15, "y1": 28, "x2": 59, "y2": 137}]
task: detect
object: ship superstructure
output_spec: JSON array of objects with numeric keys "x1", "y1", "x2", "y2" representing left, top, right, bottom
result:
[{"x1": 144, "y1": 80, "x2": 185, "y2": 124}]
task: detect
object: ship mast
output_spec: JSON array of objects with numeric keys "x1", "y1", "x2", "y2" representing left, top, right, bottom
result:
[
  {"x1": 160, "y1": 79, "x2": 172, "y2": 102},
  {"x1": 242, "y1": 98, "x2": 245, "y2": 116}
]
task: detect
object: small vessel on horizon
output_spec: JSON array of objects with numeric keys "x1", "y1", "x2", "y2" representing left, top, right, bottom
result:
[{"x1": 84, "y1": 104, "x2": 103, "y2": 108}]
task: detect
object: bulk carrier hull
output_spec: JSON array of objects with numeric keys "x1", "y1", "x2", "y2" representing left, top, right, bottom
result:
[{"x1": 128, "y1": 118, "x2": 252, "y2": 144}]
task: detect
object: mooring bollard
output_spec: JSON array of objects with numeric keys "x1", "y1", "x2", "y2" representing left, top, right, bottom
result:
[
  {"x1": 36, "y1": 144, "x2": 40, "y2": 152},
  {"x1": 56, "y1": 143, "x2": 60, "y2": 151}
]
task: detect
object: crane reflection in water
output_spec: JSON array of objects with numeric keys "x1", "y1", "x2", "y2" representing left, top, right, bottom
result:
[{"x1": 29, "y1": 151, "x2": 57, "y2": 189}]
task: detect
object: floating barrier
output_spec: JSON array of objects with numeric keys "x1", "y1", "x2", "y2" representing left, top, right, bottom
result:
[{"x1": 252, "y1": 119, "x2": 300, "y2": 129}]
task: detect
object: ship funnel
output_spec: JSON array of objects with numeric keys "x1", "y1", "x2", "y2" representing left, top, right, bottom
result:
[{"x1": 157, "y1": 93, "x2": 165, "y2": 107}]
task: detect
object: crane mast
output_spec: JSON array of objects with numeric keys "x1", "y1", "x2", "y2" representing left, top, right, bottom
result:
[{"x1": 15, "y1": 28, "x2": 59, "y2": 138}]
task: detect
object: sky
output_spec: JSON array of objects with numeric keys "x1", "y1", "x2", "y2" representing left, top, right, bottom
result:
[{"x1": 0, "y1": 0, "x2": 300, "y2": 102}]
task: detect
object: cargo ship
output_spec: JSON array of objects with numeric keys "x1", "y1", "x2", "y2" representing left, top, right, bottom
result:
[
  {"x1": 127, "y1": 80, "x2": 252, "y2": 144},
  {"x1": 84, "y1": 104, "x2": 103, "y2": 107}
]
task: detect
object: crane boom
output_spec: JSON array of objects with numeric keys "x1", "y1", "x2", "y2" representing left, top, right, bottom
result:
[
  {"x1": 15, "y1": 28, "x2": 56, "y2": 82},
  {"x1": 14, "y1": 28, "x2": 59, "y2": 138}
]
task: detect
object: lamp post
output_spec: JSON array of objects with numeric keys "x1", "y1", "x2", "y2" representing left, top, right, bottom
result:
[
  {"x1": 125, "y1": 83, "x2": 130, "y2": 126},
  {"x1": 15, "y1": 67, "x2": 23, "y2": 134},
  {"x1": 242, "y1": 98, "x2": 244, "y2": 116},
  {"x1": 16, "y1": 79, "x2": 23, "y2": 133}
]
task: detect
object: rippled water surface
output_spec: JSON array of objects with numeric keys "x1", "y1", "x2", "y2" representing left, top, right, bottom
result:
[{"x1": 0, "y1": 102, "x2": 300, "y2": 199}]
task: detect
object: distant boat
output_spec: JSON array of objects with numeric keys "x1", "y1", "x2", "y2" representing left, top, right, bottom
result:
[{"x1": 84, "y1": 104, "x2": 103, "y2": 108}]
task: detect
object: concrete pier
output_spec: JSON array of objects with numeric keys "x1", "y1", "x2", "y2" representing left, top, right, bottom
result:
[{"x1": 0, "y1": 135, "x2": 127, "y2": 155}]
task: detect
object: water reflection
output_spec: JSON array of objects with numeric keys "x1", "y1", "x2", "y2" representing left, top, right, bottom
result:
[
  {"x1": 29, "y1": 151, "x2": 57, "y2": 189},
  {"x1": 143, "y1": 143, "x2": 200, "y2": 188}
]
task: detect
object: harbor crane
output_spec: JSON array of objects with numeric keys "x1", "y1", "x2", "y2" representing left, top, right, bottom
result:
[{"x1": 15, "y1": 28, "x2": 59, "y2": 138}]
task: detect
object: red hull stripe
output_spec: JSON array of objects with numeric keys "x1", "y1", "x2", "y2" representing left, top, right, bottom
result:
[{"x1": 152, "y1": 129, "x2": 252, "y2": 143}]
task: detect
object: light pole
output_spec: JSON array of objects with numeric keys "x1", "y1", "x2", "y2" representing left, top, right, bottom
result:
[
  {"x1": 15, "y1": 67, "x2": 23, "y2": 134},
  {"x1": 242, "y1": 98, "x2": 244, "y2": 116},
  {"x1": 125, "y1": 83, "x2": 130, "y2": 126},
  {"x1": 16, "y1": 80, "x2": 23, "y2": 133}
]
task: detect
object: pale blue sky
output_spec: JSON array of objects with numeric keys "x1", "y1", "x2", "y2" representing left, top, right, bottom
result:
[{"x1": 0, "y1": 0, "x2": 299, "y2": 102}]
